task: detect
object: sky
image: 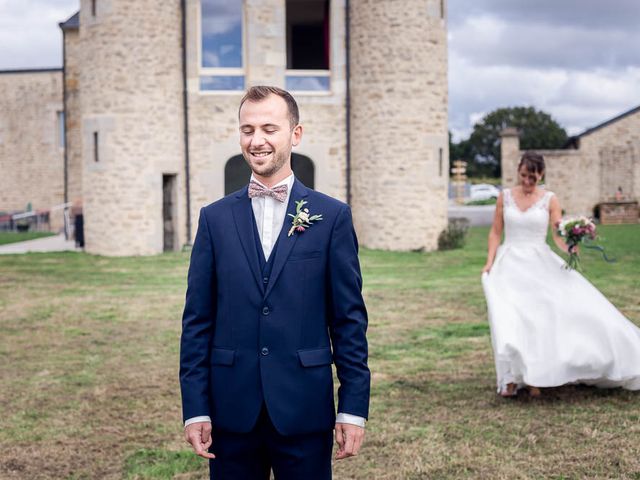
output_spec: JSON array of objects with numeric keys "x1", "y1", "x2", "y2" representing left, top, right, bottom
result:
[{"x1": 1, "y1": 0, "x2": 638, "y2": 141}]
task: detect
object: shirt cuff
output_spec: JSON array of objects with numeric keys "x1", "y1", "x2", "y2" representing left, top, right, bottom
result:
[
  {"x1": 184, "y1": 416, "x2": 211, "y2": 428},
  {"x1": 336, "y1": 412, "x2": 366, "y2": 428}
]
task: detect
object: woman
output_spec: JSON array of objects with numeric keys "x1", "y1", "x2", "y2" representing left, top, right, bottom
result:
[{"x1": 481, "y1": 152, "x2": 640, "y2": 397}]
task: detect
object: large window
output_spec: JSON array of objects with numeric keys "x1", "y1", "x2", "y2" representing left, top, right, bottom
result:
[
  {"x1": 286, "y1": 0, "x2": 330, "y2": 92},
  {"x1": 200, "y1": 0, "x2": 244, "y2": 92}
]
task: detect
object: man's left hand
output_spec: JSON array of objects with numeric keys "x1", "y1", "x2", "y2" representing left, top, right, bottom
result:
[{"x1": 334, "y1": 423, "x2": 365, "y2": 460}]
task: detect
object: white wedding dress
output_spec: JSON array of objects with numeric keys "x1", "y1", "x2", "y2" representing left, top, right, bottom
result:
[{"x1": 482, "y1": 188, "x2": 640, "y2": 393}]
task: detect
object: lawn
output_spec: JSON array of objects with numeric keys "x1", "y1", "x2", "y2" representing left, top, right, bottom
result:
[
  {"x1": 0, "y1": 231, "x2": 55, "y2": 246},
  {"x1": 0, "y1": 225, "x2": 638, "y2": 479}
]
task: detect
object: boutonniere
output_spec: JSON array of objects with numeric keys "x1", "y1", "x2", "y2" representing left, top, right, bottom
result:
[{"x1": 288, "y1": 200, "x2": 323, "y2": 237}]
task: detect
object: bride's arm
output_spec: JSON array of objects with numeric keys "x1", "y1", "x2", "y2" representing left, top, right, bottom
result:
[
  {"x1": 482, "y1": 192, "x2": 504, "y2": 273},
  {"x1": 549, "y1": 195, "x2": 573, "y2": 253}
]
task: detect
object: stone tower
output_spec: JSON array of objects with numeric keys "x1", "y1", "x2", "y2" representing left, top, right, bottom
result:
[
  {"x1": 78, "y1": 0, "x2": 186, "y2": 255},
  {"x1": 349, "y1": 0, "x2": 449, "y2": 251}
]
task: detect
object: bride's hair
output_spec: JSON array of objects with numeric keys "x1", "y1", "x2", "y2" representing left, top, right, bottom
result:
[{"x1": 518, "y1": 151, "x2": 545, "y2": 175}]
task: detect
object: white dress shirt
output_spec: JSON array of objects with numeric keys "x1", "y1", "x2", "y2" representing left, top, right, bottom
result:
[{"x1": 185, "y1": 174, "x2": 365, "y2": 429}]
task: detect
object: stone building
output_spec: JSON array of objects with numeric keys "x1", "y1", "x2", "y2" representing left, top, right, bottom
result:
[
  {"x1": 0, "y1": 69, "x2": 66, "y2": 230},
  {"x1": 0, "y1": 0, "x2": 449, "y2": 255},
  {"x1": 501, "y1": 105, "x2": 640, "y2": 218}
]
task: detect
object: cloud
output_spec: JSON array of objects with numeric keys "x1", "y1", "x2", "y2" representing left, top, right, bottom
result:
[
  {"x1": 449, "y1": 0, "x2": 640, "y2": 31},
  {"x1": 448, "y1": 0, "x2": 640, "y2": 141},
  {"x1": 0, "y1": 0, "x2": 78, "y2": 69}
]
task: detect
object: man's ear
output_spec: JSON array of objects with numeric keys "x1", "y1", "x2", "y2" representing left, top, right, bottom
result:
[{"x1": 292, "y1": 124, "x2": 303, "y2": 147}]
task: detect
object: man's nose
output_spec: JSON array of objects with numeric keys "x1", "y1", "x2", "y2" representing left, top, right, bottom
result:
[{"x1": 250, "y1": 134, "x2": 267, "y2": 147}]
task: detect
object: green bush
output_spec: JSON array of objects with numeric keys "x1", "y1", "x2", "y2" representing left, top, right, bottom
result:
[{"x1": 438, "y1": 218, "x2": 469, "y2": 250}]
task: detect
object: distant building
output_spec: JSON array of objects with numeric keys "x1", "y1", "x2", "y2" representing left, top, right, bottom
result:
[
  {"x1": 501, "y1": 105, "x2": 640, "y2": 218},
  {"x1": 1, "y1": 0, "x2": 449, "y2": 255}
]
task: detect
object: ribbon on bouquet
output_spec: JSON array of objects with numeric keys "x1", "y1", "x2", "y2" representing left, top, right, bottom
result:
[{"x1": 582, "y1": 242, "x2": 616, "y2": 263}]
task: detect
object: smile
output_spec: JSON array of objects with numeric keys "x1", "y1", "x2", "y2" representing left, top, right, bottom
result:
[{"x1": 251, "y1": 151, "x2": 273, "y2": 158}]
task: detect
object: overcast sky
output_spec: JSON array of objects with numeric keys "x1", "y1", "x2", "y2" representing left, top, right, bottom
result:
[{"x1": 1, "y1": 0, "x2": 638, "y2": 141}]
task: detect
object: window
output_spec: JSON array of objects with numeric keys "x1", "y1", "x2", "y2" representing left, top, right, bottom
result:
[
  {"x1": 286, "y1": 0, "x2": 330, "y2": 92},
  {"x1": 200, "y1": 0, "x2": 245, "y2": 91},
  {"x1": 57, "y1": 111, "x2": 65, "y2": 148},
  {"x1": 93, "y1": 132, "x2": 99, "y2": 163}
]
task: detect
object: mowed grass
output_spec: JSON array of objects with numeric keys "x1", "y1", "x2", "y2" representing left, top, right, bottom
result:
[
  {"x1": 0, "y1": 225, "x2": 638, "y2": 479},
  {"x1": 0, "y1": 231, "x2": 55, "y2": 245}
]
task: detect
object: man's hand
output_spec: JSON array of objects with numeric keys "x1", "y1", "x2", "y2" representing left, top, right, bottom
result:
[
  {"x1": 184, "y1": 422, "x2": 215, "y2": 459},
  {"x1": 334, "y1": 423, "x2": 365, "y2": 460}
]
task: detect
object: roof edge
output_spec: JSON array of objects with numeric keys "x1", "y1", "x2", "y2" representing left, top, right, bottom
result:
[
  {"x1": 59, "y1": 11, "x2": 79, "y2": 30},
  {"x1": 0, "y1": 68, "x2": 62, "y2": 75},
  {"x1": 571, "y1": 104, "x2": 640, "y2": 141}
]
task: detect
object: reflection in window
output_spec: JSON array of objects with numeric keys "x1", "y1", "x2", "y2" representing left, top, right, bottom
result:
[
  {"x1": 201, "y1": 0, "x2": 243, "y2": 68},
  {"x1": 201, "y1": 76, "x2": 245, "y2": 91},
  {"x1": 285, "y1": 74, "x2": 330, "y2": 92},
  {"x1": 200, "y1": 0, "x2": 244, "y2": 91},
  {"x1": 286, "y1": 0, "x2": 330, "y2": 91}
]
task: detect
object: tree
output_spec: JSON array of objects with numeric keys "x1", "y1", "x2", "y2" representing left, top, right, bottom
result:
[{"x1": 453, "y1": 107, "x2": 568, "y2": 178}]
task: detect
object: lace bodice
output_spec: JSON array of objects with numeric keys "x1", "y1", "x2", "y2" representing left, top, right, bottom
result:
[{"x1": 502, "y1": 188, "x2": 554, "y2": 246}]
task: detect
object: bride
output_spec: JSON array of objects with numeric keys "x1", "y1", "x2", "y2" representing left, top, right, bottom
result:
[{"x1": 481, "y1": 151, "x2": 640, "y2": 397}]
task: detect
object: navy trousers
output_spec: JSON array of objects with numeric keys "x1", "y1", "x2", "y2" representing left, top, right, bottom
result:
[{"x1": 209, "y1": 406, "x2": 333, "y2": 479}]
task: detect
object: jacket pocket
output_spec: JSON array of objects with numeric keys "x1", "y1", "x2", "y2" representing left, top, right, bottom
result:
[
  {"x1": 298, "y1": 347, "x2": 333, "y2": 367},
  {"x1": 210, "y1": 347, "x2": 235, "y2": 366},
  {"x1": 288, "y1": 251, "x2": 322, "y2": 262}
]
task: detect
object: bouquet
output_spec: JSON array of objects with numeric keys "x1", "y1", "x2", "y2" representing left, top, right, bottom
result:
[{"x1": 556, "y1": 216, "x2": 597, "y2": 271}]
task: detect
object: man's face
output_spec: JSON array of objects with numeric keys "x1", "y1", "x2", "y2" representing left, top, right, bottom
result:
[{"x1": 239, "y1": 94, "x2": 302, "y2": 179}]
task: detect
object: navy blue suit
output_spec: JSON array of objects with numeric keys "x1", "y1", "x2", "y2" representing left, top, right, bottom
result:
[{"x1": 180, "y1": 180, "x2": 370, "y2": 477}]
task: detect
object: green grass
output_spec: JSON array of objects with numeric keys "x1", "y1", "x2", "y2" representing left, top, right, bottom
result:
[
  {"x1": 0, "y1": 225, "x2": 638, "y2": 479},
  {"x1": 124, "y1": 449, "x2": 204, "y2": 479},
  {"x1": 0, "y1": 231, "x2": 55, "y2": 245},
  {"x1": 465, "y1": 197, "x2": 497, "y2": 205}
]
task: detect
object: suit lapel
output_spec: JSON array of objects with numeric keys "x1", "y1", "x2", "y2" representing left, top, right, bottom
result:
[
  {"x1": 264, "y1": 180, "x2": 309, "y2": 299},
  {"x1": 231, "y1": 187, "x2": 263, "y2": 292}
]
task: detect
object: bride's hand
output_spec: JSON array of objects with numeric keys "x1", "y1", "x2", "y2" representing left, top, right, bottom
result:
[{"x1": 482, "y1": 263, "x2": 492, "y2": 274}]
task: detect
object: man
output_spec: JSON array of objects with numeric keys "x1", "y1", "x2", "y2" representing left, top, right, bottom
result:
[{"x1": 180, "y1": 85, "x2": 370, "y2": 479}]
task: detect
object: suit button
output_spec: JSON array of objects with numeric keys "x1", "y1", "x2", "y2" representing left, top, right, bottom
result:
[
  {"x1": 262, "y1": 306, "x2": 270, "y2": 315},
  {"x1": 263, "y1": 276, "x2": 269, "y2": 284},
  {"x1": 261, "y1": 347, "x2": 269, "y2": 356}
]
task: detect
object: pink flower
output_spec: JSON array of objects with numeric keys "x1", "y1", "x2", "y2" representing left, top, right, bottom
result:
[{"x1": 296, "y1": 226, "x2": 305, "y2": 232}]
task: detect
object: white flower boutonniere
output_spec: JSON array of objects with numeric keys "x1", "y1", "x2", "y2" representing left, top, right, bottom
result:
[{"x1": 288, "y1": 200, "x2": 323, "y2": 237}]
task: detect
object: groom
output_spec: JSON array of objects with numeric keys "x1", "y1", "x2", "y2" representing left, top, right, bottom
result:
[{"x1": 180, "y1": 86, "x2": 370, "y2": 479}]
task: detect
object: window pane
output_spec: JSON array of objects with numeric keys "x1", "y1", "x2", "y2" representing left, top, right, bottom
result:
[
  {"x1": 286, "y1": 75, "x2": 330, "y2": 91},
  {"x1": 57, "y1": 111, "x2": 65, "y2": 147},
  {"x1": 200, "y1": 76, "x2": 245, "y2": 91},
  {"x1": 201, "y1": 0, "x2": 243, "y2": 68},
  {"x1": 286, "y1": 0, "x2": 330, "y2": 70}
]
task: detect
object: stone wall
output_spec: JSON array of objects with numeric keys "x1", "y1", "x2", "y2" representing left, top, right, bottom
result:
[
  {"x1": 579, "y1": 109, "x2": 640, "y2": 203},
  {"x1": 78, "y1": 0, "x2": 185, "y2": 255},
  {"x1": 0, "y1": 70, "x2": 65, "y2": 229},
  {"x1": 63, "y1": 28, "x2": 83, "y2": 208},
  {"x1": 349, "y1": 0, "x2": 449, "y2": 251},
  {"x1": 500, "y1": 107, "x2": 640, "y2": 217}
]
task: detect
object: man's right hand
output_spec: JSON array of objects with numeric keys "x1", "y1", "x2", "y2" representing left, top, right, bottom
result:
[{"x1": 184, "y1": 422, "x2": 215, "y2": 459}]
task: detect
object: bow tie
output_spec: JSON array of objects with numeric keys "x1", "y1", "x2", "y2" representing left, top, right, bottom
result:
[{"x1": 248, "y1": 180, "x2": 288, "y2": 203}]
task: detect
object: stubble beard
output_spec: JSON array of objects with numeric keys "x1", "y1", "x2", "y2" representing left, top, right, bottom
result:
[{"x1": 246, "y1": 148, "x2": 290, "y2": 179}]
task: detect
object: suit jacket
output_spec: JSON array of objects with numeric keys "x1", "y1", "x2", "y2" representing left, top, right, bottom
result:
[{"x1": 179, "y1": 179, "x2": 370, "y2": 436}]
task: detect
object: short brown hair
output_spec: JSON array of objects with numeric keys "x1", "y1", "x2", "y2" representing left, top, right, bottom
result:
[
  {"x1": 518, "y1": 151, "x2": 545, "y2": 174},
  {"x1": 238, "y1": 86, "x2": 300, "y2": 129}
]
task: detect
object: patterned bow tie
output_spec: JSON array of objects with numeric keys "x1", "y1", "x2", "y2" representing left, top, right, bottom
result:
[{"x1": 248, "y1": 180, "x2": 288, "y2": 203}]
